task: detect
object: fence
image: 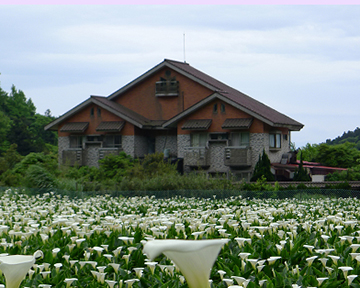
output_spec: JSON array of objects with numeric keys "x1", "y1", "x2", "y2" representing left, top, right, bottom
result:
[{"x1": 1, "y1": 186, "x2": 360, "y2": 200}]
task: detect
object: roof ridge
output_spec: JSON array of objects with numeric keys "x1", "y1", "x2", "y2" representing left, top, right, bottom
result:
[
  {"x1": 164, "y1": 58, "x2": 189, "y2": 65},
  {"x1": 166, "y1": 61, "x2": 225, "y2": 92}
]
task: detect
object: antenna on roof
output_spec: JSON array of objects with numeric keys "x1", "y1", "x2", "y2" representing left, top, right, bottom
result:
[{"x1": 183, "y1": 33, "x2": 186, "y2": 63}]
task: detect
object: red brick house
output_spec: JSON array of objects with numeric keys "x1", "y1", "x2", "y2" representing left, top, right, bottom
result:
[{"x1": 45, "y1": 59, "x2": 304, "y2": 181}]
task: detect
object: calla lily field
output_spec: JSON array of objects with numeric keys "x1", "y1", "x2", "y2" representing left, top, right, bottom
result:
[{"x1": 0, "y1": 189, "x2": 360, "y2": 287}]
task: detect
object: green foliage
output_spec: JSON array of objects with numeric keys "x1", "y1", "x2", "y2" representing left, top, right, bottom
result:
[
  {"x1": 12, "y1": 152, "x2": 58, "y2": 176},
  {"x1": 298, "y1": 143, "x2": 319, "y2": 162},
  {"x1": 293, "y1": 151, "x2": 311, "y2": 181},
  {"x1": 326, "y1": 126, "x2": 360, "y2": 149},
  {"x1": 251, "y1": 150, "x2": 274, "y2": 182},
  {"x1": 0, "y1": 110, "x2": 12, "y2": 154},
  {"x1": 0, "y1": 151, "x2": 58, "y2": 188},
  {"x1": 0, "y1": 144, "x2": 23, "y2": 175},
  {"x1": 315, "y1": 142, "x2": 360, "y2": 168},
  {"x1": 326, "y1": 165, "x2": 360, "y2": 181},
  {"x1": 128, "y1": 152, "x2": 178, "y2": 179},
  {"x1": 98, "y1": 152, "x2": 136, "y2": 181},
  {"x1": 23, "y1": 164, "x2": 57, "y2": 190},
  {"x1": 300, "y1": 142, "x2": 360, "y2": 169},
  {"x1": 0, "y1": 84, "x2": 57, "y2": 156}
]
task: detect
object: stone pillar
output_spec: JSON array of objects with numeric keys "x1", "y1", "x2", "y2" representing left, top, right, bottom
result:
[
  {"x1": 122, "y1": 136, "x2": 135, "y2": 157},
  {"x1": 177, "y1": 134, "x2": 190, "y2": 158},
  {"x1": 58, "y1": 136, "x2": 70, "y2": 166}
]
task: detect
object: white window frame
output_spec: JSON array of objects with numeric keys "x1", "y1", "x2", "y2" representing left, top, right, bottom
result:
[
  {"x1": 69, "y1": 136, "x2": 83, "y2": 149},
  {"x1": 269, "y1": 132, "x2": 282, "y2": 149},
  {"x1": 103, "y1": 135, "x2": 122, "y2": 148},
  {"x1": 230, "y1": 132, "x2": 250, "y2": 148},
  {"x1": 190, "y1": 133, "x2": 208, "y2": 147}
]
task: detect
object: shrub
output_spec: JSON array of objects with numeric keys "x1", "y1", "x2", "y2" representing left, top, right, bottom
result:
[
  {"x1": 251, "y1": 150, "x2": 274, "y2": 181},
  {"x1": 23, "y1": 164, "x2": 57, "y2": 190},
  {"x1": 99, "y1": 152, "x2": 136, "y2": 181}
]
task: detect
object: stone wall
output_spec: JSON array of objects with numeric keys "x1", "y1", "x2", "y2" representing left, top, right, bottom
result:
[
  {"x1": 122, "y1": 136, "x2": 135, "y2": 157},
  {"x1": 250, "y1": 133, "x2": 266, "y2": 168},
  {"x1": 83, "y1": 143, "x2": 101, "y2": 167},
  {"x1": 177, "y1": 134, "x2": 190, "y2": 158},
  {"x1": 134, "y1": 135, "x2": 148, "y2": 158},
  {"x1": 58, "y1": 136, "x2": 70, "y2": 165},
  {"x1": 208, "y1": 141, "x2": 228, "y2": 173},
  {"x1": 250, "y1": 132, "x2": 290, "y2": 167},
  {"x1": 156, "y1": 135, "x2": 177, "y2": 158}
]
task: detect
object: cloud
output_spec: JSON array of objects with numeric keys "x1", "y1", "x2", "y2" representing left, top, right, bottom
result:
[{"x1": 0, "y1": 5, "x2": 359, "y2": 146}]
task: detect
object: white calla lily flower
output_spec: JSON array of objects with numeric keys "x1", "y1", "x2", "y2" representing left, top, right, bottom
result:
[
  {"x1": 143, "y1": 239, "x2": 229, "y2": 288},
  {"x1": 0, "y1": 250, "x2": 43, "y2": 288}
]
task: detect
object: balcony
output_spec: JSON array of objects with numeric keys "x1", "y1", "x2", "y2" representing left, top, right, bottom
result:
[
  {"x1": 184, "y1": 147, "x2": 209, "y2": 167},
  {"x1": 155, "y1": 81, "x2": 179, "y2": 97},
  {"x1": 99, "y1": 147, "x2": 122, "y2": 160},
  {"x1": 62, "y1": 149, "x2": 83, "y2": 166},
  {"x1": 224, "y1": 147, "x2": 252, "y2": 167}
]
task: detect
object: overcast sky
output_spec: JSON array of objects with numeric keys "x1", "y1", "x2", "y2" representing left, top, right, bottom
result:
[{"x1": 0, "y1": 5, "x2": 359, "y2": 148}]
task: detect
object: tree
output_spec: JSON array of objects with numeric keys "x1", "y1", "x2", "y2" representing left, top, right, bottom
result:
[
  {"x1": 0, "y1": 111, "x2": 12, "y2": 153},
  {"x1": 251, "y1": 150, "x2": 274, "y2": 182},
  {"x1": 0, "y1": 84, "x2": 57, "y2": 156},
  {"x1": 315, "y1": 142, "x2": 360, "y2": 168},
  {"x1": 0, "y1": 144, "x2": 23, "y2": 175},
  {"x1": 299, "y1": 143, "x2": 319, "y2": 162},
  {"x1": 293, "y1": 151, "x2": 311, "y2": 181}
]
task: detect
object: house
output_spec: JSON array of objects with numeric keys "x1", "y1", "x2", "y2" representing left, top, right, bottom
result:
[
  {"x1": 45, "y1": 59, "x2": 304, "y2": 181},
  {"x1": 271, "y1": 152, "x2": 347, "y2": 182}
]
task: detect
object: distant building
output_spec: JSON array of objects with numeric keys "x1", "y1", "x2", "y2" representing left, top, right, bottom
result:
[
  {"x1": 45, "y1": 59, "x2": 304, "y2": 181},
  {"x1": 272, "y1": 151, "x2": 347, "y2": 182}
]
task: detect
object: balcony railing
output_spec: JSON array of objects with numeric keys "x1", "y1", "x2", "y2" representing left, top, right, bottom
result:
[
  {"x1": 62, "y1": 149, "x2": 83, "y2": 166},
  {"x1": 184, "y1": 147, "x2": 209, "y2": 167},
  {"x1": 224, "y1": 147, "x2": 252, "y2": 167},
  {"x1": 155, "y1": 81, "x2": 179, "y2": 96}
]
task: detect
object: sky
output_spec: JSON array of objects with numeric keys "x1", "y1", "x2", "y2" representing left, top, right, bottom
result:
[{"x1": 0, "y1": 5, "x2": 359, "y2": 148}]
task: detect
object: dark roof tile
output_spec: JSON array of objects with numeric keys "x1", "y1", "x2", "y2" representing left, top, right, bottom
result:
[
  {"x1": 182, "y1": 119, "x2": 212, "y2": 130},
  {"x1": 166, "y1": 59, "x2": 303, "y2": 129},
  {"x1": 96, "y1": 121, "x2": 125, "y2": 132},
  {"x1": 222, "y1": 118, "x2": 253, "y2": 129},
  {"x1": 60, "y1": 122, "x2": 89, "y2": 133}
]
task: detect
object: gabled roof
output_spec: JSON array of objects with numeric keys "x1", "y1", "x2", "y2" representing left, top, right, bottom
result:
[
  {"x1": 108, "y1": 59, "x2": 303, "y2": 131},
  {"x1": 45, "y1": 95, "x2": 169, "y2": 131},
  {"x1": 163, "y1": 92, "x2": 302, "y2": 131},
  {"x1": 45, "y1": 59, "x2": 303, "y2": 132},
  {"x1": 45, "y1": 96, "x2": 150, "y2": 131}
]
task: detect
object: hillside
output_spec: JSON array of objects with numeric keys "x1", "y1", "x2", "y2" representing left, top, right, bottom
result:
[{"x1": 326, "y1": 127, "x2": 360, "y2": 149}]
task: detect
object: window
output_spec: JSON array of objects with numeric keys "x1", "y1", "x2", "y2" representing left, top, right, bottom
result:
[
  {"x1": 90, "y1": 107, "x2": 94, "y2": 116},
  {"x1": 213, "y1": 104, "x2": 218, "y2": 114},
  {"x1": 97, "y1": 108, "x2": 101, "y2": 117},
  {"x1": 191, "y1": 133, "x2": 208, "y2": 147},
  {"x1": 69, "y1": 136, "x2": 83, "y2": 148},
  {"x1": 155, "y1": 75, "x2": 179, "y2": 96},
  {"x1": 87, "y1": 135, "x2": 102, "y2": 142},
  {"x1": 230, "y1": 132, "x2": 250, "y2": 147},
  {"x1": 220, "y1": 103, "x2": 226, "y2": 113},
  {"x1": 269, "y1": 133, "x2": 281, "y2": 149},
  {"x1": 103, "y1": 135, "x2": 122, "y2": 148},
  {"x1": 210, "y1": 133, "x2": 228, "y2": 140}
]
